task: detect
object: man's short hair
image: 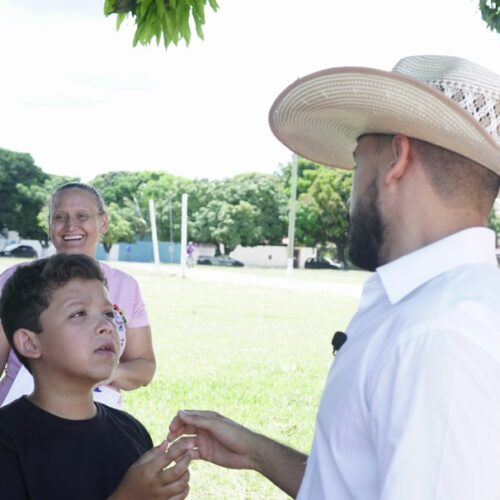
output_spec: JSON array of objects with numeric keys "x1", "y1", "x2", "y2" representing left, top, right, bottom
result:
[
  {"x1": 0, "y1": 254, "x2": 106, "y2": 372},
  {"x1": 412, "y1": 139, "x2": 500, "y2": 211},
  {"x1": 370, "y1": 134, "x2": 500, "y2": 212}
]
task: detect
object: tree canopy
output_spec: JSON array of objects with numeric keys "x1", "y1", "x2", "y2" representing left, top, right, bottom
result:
[
  {"x1": 488, "y1": 207, "x2": 500, "y2": 237},
  {"x1": 480, "y1": 0, "x2": 500, "y2": 33},
  {"x1": 0, "y1": 145, "x2": 357, "y2": 264},
  {"x1": 90, "y1": 171, "x2": 288, "y2": 255},
  {"x1": 103, "y1": 0, "x2": 219, "y2": 48},
  {"x1": 0, "y1": 148, "x2": 49, "y2": 241},
  {"x1": 4, "y1": 142, "x2": 500, "y2": 268},
  {"x1": 187, "y1": 173, "x2": 287, "y2": 255},
  {"x1": 104, "y1": 1, "x2": 500, "y2": 50},
  {"x1": 101, "y1": 202, "x2": 136, "y2": 254},
  {"x1": 287, "y1": 161, "x2": 352, "y2": 265}
]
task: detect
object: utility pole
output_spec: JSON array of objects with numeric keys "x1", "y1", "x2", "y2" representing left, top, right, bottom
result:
[
  {"x1": 149, "y1": 199, "x2": 160, "y2": 272},
  {"x1": 180, "y1": 193, "x2": 188, "y2": 278},
  {"x1": 287, "y1": 154, "x2": 298, "y2": 279},
  {"x1": 168, "y1": 193, "x2": 174, "y2": 263}
]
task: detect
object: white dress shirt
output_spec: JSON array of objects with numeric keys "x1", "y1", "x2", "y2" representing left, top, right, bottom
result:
[{"x1": 297, "y1": 227, "x2": 500, "y2": 500}]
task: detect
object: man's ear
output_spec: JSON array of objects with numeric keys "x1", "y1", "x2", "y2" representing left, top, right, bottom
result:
[
  {"x1": 383, "y1": 134, "x2": 412, "y2": 185},
  {"x1": 13, "y1": 329, "x2": 42, "y2": 361}
]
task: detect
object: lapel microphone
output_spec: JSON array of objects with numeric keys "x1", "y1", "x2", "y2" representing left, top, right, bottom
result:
[{"x1": 332, "y1": 331, "x2": 347, "y2": 356}]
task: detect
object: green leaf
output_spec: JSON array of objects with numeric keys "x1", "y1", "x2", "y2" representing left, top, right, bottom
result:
[
  {"x1": 193, "y1": 13, "x2": 204, "y2": 40},
  {"x1": 152, "y1": 18, "x2": 162, "y2": 45},
  {"x1": 104, "y1": 0, "x2": 117, "y2": 16},
  {"x1": 175, "y1": 0, "x2": 185, "y2": 24},
  {"x1": 160, "y1": 16, "x2": 170, "y2": 47},
  {"x1": 164, "y1": 9, "x2": 180, "y2": 45},
  {"x1": 194, "y1": 0, "x2": 206, "y2": 23},
  {"x1": 135, "y1": 0, "x2": 146, "y2": 18},
  {"x1": 132, "y1": 24, "x2": 143, "y2": 46},
  {"x1": 179, "y1": 4, "x2": 191, "y2": 45},
  {"x1": 480, "y1": 0, "x2": 500, "y2": 33},
  {"x1": 116, "y1": 12, "x2": 127, "y2": 29},
  {"x1": 155, "y1": 0, "x2": 166, "y2": 16}
]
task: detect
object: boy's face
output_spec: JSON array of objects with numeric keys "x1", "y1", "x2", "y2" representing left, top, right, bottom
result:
[{"x1": 35, "y1": 278, "x2": 119, "y2": 387}]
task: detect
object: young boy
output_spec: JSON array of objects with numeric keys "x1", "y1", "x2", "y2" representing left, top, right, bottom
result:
[{"x1": 0, "y1": 254, "x2": 191, "y2": 499}]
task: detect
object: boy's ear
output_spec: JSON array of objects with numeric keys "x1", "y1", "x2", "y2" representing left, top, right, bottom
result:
[{"x1": 13, "y1": 329, "x2": 42, "y2": 361}]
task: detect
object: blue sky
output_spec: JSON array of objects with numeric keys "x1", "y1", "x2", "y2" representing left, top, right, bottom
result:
[{"x1": 0, "y1": 0, "x2": 499, "y2": 181}]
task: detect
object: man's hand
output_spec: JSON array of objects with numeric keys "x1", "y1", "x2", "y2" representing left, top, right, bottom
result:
[
  {"x1": 109, "y1": 438, "x2": 192, "y2": 500},
  {"x1": 167, "y1": 410, "x2": 307, "y2": 498},
  {"x1": 167, "y1": 410, "x2": 261, "y2": 471}
]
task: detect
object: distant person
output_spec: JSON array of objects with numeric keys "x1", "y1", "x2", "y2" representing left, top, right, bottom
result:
[
  {"x1": 186, "y1": 242, "x2": 195, "y2": 267},
  {"x1": 168, "y1": 55, "x2": 500, "y2": 498},
  {"x1": 0, "y1": 183, "x2": 155, "y2": 409},
  {"x1": 0, "y1": 254, "x2": 190, "y2": 499}
]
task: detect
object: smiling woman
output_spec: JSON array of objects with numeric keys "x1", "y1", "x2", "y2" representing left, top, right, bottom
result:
[{"x1": 0, "y1": 182, "x2": 156, "y2": 409}]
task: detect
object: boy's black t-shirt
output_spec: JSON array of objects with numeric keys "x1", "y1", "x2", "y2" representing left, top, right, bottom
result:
[{"x1": 0, "y1": 396, "x2": 153, "y2": 499}]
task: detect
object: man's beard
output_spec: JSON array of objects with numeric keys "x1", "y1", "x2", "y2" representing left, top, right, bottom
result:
[{"x1": 348, "y1": 182, "x2": 385, "y2": 272}]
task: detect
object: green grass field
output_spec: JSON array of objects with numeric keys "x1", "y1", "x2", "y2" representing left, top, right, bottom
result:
[
  {"x1": 122, "y1": 263, "x2": 367, "y2": 499},
  {"x1": 0, "y1": 258, "x2": 368, "y2": 499}
]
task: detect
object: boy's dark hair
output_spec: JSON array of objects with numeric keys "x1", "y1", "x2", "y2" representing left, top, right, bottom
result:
[{"x1": 0, "y1": 254, "x2": 106, "y2": 372}]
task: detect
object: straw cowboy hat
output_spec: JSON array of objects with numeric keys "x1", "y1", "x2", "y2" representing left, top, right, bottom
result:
[{"x1": 269, "y1": 55, "x2": 500, "y2": 175}]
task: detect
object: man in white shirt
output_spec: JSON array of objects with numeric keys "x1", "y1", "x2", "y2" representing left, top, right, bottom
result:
[{"x1": 168, "y1": 55, "x2": 500, "y2": 499}]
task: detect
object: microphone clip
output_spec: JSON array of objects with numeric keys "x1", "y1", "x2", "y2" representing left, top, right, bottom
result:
[{"x1": 331, "y1": 331, "x2": 347, "y2": 356}]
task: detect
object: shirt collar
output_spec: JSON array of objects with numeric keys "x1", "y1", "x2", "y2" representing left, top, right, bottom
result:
[{"x1": 376, "y1": 227, "x2": 497, "y2": 305}]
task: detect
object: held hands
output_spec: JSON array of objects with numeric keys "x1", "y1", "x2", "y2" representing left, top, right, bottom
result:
[
  {"x1": 167, "y1": 410, "x2": 261, "y2": 471},
  {"x1": 109, "y1": 438, "x2": 192, "y2": 500},
  {"x1": 167, "y1": 410, "x2": 307, "y2": 498}
]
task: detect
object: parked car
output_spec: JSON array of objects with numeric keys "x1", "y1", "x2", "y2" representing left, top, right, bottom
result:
[
  {"x1": 197, "y1": 255, "x2": 244, "y2": 267},
  {"x1": 0, "y1": 244, "x2": 38, "y2": 258},
  {"x1": 304, "y1": 256, "x2": 343, "y2": 270}
]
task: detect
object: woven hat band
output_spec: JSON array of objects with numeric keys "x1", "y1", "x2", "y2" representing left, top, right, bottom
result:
[{"x1": 427, "y1": 80, "x2": 500, "y2": 142}]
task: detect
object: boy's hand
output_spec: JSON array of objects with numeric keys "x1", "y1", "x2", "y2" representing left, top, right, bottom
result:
[{"x1": 109, "y1": 439, "x2": 192, "y2": 500}]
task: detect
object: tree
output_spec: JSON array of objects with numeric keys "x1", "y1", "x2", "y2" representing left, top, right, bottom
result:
[
  {"x1": 294, "y1": 195, "x2": 321, "y2": 248},
  {"x1": 191, "y1": 199, "x2": 261, "y2": 255},
  {"x1": 480, "y1": 0, "x2": 500, "y2": 33},
  {"x1": 300, "y1": 168, "x2": 352, "y2": 266},
  {"x1": 92, "y1": 170, "x2": 169, "y2": 207},
  {"x1": 188, "y1": 173, "x2": 287, "y2": 254},
  {"x1": 120, "y1": 197, "x2": 148, "y2": 241},
  {"x1": 279, "y1": 158, "x2": 352, "y2": 266},
  {"x1": 104, "y1": 0, "x2": 500, "y2": 49},
  {"x1": 278, "y1": 158, "x2": 331, "y2": 211},
  {"x1": 104, "y1": 0, "x2": 219, "y2": 48},
  {"x1": 0, "y1": 147, "x2": 50, "y2": 240},
  {"x1": 223, "y1": 173, "x2": 288, "y2": 245},
  {"x1": 91, "y1": 170, "x2": 176, "y2": 241},
  {"x1": 141, "y1": 174, "x2": 194, "y2": 242},
  {"x1": 101, "y1": 202, "x2": 136, "y2": 257},
  {"x1": 488, "y1": 207, "x2": 500, "y2": 242}
]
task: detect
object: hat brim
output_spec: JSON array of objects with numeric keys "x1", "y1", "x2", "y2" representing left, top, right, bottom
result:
[{"x1": 269, "y1": 67, "x2": 500, "y2": 174}]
